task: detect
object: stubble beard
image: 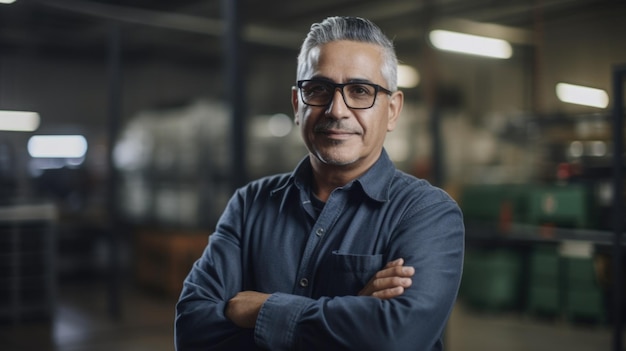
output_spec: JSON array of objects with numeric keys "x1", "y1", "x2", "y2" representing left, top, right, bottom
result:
[{"x1": 312, "y1": 140, "x2": 360, "y2": 167}]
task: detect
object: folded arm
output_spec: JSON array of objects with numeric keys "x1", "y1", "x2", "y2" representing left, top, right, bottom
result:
[
  {"x1": 175, "y1": 192, "x2": 464, "y2": 351},
  {"x1": 226, "y1": 258, "x2": 415, "y2": 328},
  {"x1": 252, "y1": 202, "x2": 464, "y2": 351}
]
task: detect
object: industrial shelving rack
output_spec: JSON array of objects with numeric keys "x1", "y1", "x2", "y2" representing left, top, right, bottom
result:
[{"x1": 0, "y1": 203, "x2": 57, "y2": 323}]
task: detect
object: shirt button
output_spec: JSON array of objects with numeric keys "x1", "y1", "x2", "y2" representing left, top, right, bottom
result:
[
  {"x1": 299, "y1": 278, "x2": 309, "y2": 287},
  {"x1": 315, "y1": 228, "x2": 325, "y2": 236}
]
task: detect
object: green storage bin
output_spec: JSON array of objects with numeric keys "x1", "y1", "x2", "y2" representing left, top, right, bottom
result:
[
  {"x1": 529, "y1": 246, "x2": 561, "y2": 278},
  {"x1": 460, "y1": 184, "x2": 530, "y2": 223},
  {"x1": 526, "y1": 185, "x2": 592, "y2": 228},
  {"x1": 562, "y1": 257, "x2": 606, "y2": 322},
  {"x1": 527, "y1": 245, "x2": 562, "y2": 316},
  {"x1": 460, "y1": 248, "x2": 523, "y2": 311},
  {"x1": 565, "y1": 257, "x2": 598, "y2": 287},
  {"x1": 565, "y1": 288, "x2": 605, "y2": 322},
  {"x1": 527, "y1": 286, "x2": 561, "y2": 315}
]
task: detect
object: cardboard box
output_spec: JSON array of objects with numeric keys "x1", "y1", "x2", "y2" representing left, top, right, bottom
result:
[{"x1": 135, "y1": 230, "x2": 209, "y2": 298}]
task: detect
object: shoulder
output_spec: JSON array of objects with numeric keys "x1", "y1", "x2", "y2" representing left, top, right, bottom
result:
[
  {"x1": 221, "y1": 173, "x2": 293, "y2": 220},
  {"x1": 236, "y1": 172, "x2": 293, "y2": 199},
  {"x1": 389, "y1": 170, "x2": 458, "y2": 211}
]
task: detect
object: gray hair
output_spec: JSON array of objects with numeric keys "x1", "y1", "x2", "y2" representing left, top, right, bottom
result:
[{"x1": 296, "y1": 16, "x2": 398, "y2": 91}]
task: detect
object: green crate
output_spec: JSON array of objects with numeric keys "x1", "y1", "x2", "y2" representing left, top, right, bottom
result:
[
  {"x1": 562, "y1": 257, "x2": 606, "y2": 322},
  {"x1": 526, "y1": 185, "x2": 592, "y2": 228},
  {"x1": 527, "y1": 285, "x2": 562, "y2": 315},
  {"x1": 564, "y1": 257, "x2": 598, "y2": 286},
  {"x1": 460, "y1": 184, "x2": 530, "y2": 223},
  {"x1": 526, "y1": 245, "x2": 563, "y2": 316},
  {"x1": 564, "y1": 288, "x2": 605, "y2": 322},
  {"x1": 528, "y1": 246, "x2": 561, "y2": 279},
  {"x1": 460, "y1": 248, "x2": 523, "y2": 311}
]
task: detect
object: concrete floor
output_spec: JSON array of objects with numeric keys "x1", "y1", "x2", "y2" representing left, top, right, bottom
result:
[
  {"x1": 1, "y1": 282, "x2": 174, "y2": 351},
  {"x1": 447, "y1": 303, "x2": 612, "y2": 351},
  {"x1": 0, "y1": 281, "x2": 617, "y2": 351}
]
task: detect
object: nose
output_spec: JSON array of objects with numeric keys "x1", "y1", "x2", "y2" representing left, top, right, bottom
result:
[{"x1": 325, "y1": 88, "x2": 350, "y2": 118}]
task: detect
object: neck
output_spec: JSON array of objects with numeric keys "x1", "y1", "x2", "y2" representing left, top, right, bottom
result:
[{"x1": 309, "y1": 152, "x2": 380, "y2": 202}]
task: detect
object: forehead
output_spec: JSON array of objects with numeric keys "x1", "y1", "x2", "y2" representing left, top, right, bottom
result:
[{"x1": 306, "y1": 40, "x2": 385, "y2": 82}]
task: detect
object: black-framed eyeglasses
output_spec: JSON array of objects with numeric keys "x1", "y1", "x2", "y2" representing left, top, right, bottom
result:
[{"x1": 296, "y1": 79, "x2": 393, "y2": 109}]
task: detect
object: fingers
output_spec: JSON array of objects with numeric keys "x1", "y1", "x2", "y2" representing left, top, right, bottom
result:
[
  {"x1": 385, "y1": 258, "x2": 404, "y2": 268},
  {"x1": 358, "y1": 258, "x2": 415, "y2": 299},
  {"x1": 374, "y1": 261, "x2": 415, "y2": 280},
  {"x1": 371, "y1": 286, "x2": 405, "y2": 299},
  {"x1": 365, "y1": 275, "x2": 413, "y2": 300},
  {"x1": 369, "y1": 275, "x2": 413, "y2": 292}
]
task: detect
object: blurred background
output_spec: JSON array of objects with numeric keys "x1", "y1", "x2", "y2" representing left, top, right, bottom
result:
[{"x1": 0, "y1": 0, "x2": 625, "y2": 350}]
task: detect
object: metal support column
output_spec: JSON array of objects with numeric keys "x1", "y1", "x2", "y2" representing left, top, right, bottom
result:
[
  {"x1": 430, "y1": 108, "x2": 444, "y2": 187},
  {"x1": 422, "y1": 0, "x2": 444, "y2": 188},
  {"x1": 221, "y1": 0, "x2": 247, "y2": 190},
  {"x1": 612, "y1": 64, "x2": 626, "y2": 351},
  {"x1": 106, "y1": 23, "x2": 122, "y2": 321}
]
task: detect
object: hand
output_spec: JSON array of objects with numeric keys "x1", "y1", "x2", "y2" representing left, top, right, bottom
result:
[
  {"x1": 358, "y1": 258, "x2": 414, "y2": 299},
  {"x1": 225, "y1": 291, "x2": 270, "y2": 328}
]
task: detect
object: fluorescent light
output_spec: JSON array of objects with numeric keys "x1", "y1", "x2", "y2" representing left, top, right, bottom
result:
[
  {"x1": 397, "y1": 65, "x2": 420, "y2": 88},
  {"x1": 0, "y1": 0, "x2": 17, "y2": 4},
  {"x1": 27, "y1": 135, "x2": 88, "y2": 158},
  {"x1": 0, "y1": 110, "x2": 40, "y2": 131},
  {"x1": 556, "y1": 83, "x2": 609, "y2": 108},
  {"x1": 429, "y1": 29, "x2": 512, "y2": 59}
]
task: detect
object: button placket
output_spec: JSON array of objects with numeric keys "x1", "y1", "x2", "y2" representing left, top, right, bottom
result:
[{"x1": 295, "y1": 188, "x2": 345, "y2": 294}]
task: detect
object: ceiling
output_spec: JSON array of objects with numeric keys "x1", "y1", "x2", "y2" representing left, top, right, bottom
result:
[{"x1": 0, "y1": 0, "x2": 615, "y2": 66}]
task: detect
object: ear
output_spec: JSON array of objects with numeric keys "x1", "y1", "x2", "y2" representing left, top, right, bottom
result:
[
  {"x1": 386, "y1": 90, "x2": 404, "y2": 132},
  {"x1": 291, "y1": 86, "x2": 301, "y2": 125}
]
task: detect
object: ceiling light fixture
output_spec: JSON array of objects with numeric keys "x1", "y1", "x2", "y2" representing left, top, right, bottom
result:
[
  {"x1": 0, "y1": 0, "x2": 17, "y2": 5},
  {"x1": 556, "y1": 83, "x2": 609, "y2": 108},
  {"x1": 0, "y1": 110, "x2": 40, "y2": 131},
  {"x1": 27, "y1": 135, "x2": 88, "y2": 158},
  {"x1": 429, "y1": 29, "x2": 512, "y2": 59}
]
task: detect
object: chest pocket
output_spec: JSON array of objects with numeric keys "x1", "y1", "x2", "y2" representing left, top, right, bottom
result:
[{"x1": 324, "y1": 251, "x2": 384, "y2": 296}]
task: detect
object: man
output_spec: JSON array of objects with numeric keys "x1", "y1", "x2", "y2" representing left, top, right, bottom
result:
[{"x1": 175, "y1": 16, "x2": 464, "y2": 351}]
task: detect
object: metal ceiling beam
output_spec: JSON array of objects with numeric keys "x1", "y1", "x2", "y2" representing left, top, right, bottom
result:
[
  {"x1": 33, "y1": 0, "x2": 303, "y2": 50},
  {"x1": 35, "y1": 0, "x2": 223, "y2": 35},
  {"x1": 29, "y1": 0, "x2": 588, "y2": 53}
]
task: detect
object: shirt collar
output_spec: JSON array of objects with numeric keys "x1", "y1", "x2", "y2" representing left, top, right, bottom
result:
[
  {"x1": 354, "y1": 149, "x2": 395, "y2": 202},
  {"x1": 272, "y1": 149, "x2": 395, "y2": 203}
]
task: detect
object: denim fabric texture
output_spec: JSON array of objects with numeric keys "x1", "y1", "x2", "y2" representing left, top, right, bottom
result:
[{"x1": 175, "y1": 149, "x2": 465, "y2": 351}]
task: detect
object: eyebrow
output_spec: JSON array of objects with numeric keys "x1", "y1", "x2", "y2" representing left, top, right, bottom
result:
[{"x1": 308, "y1": 76, "x2": 376, "y2": 85}]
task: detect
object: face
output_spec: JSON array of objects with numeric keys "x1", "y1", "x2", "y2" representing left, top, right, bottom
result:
[{"x1": 292, "y1": 40, "x2": 403, "y2": 173}]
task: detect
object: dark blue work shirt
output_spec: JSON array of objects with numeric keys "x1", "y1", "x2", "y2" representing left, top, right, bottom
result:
[{"x1": 175, "y1": 150, "x2": 464, "y2": 351}]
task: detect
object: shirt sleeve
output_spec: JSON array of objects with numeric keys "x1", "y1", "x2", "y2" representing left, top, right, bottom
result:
[
  {"x1": 254, "y1": 199, "x2": 465, "y2": 351},
  {"x1": 174, "y1": 190, "x2": 252, "y2": 351}
]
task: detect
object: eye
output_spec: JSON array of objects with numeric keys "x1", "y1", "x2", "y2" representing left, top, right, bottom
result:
[
  {"x1": 304, "y1": 81, "x2": 332, "y2": 95},
  {"x1": 347, "y1": 84, "x2": 374, "y2": 96}
]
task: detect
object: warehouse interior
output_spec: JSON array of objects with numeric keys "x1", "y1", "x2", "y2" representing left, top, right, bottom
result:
[{"x1": 0, "y1": 0, "x2": 625, "y2": 350}]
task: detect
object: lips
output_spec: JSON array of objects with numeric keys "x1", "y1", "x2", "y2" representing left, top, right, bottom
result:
[
  {"x1": 314, "y1": 128, "x2": 360, "y2": 142},
  {"x1": 313, "y1": 121, "x2": 361, "y2": 136},
  {"x1": 321, "y1": 129, "x2": 357, "y2": 135}
]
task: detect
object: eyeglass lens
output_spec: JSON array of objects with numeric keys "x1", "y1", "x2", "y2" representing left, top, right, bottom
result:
[{"x1": 299, "y1": 81, "x2": 378, "y2": 109}]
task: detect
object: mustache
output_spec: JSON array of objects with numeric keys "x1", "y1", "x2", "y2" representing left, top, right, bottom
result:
[{"x1": 313, "y1": 120, "x2": 361, "y2": 134}]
